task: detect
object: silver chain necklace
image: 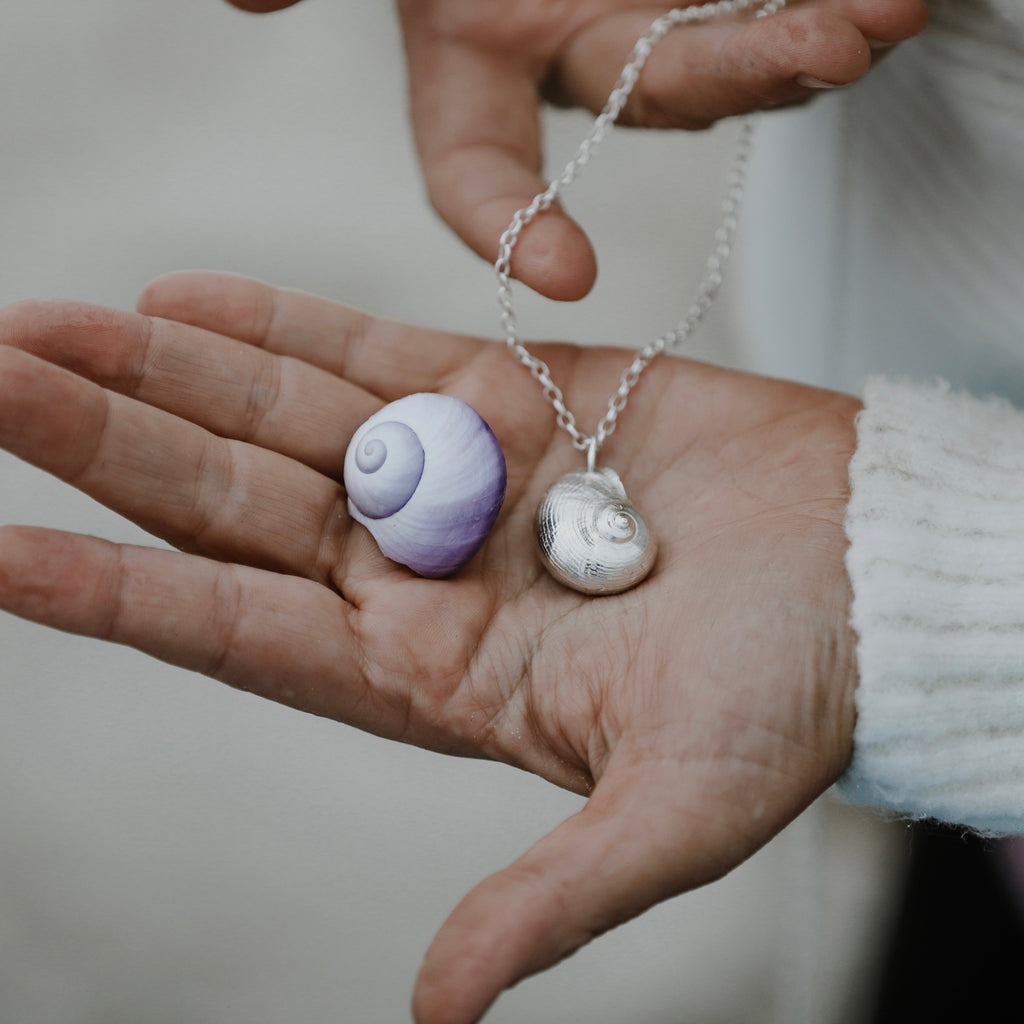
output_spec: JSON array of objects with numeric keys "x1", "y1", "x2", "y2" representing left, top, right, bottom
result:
[
  {"x1": 497, "y1": 0, "x2": 785, "y2": 595},
  {"x1": 343, "y1": 0, "x2": 785, "y2": 590}
]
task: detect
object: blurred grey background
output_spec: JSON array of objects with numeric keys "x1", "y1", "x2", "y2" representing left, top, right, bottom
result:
[{"x1": 0, "y1": 1, "x2": 901, "y2": 1021}]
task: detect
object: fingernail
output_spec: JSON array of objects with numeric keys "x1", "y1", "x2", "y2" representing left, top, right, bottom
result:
[
  {"x1": 867, "y1": 37, "x2": 897, "y2": 53},
  {"x1": 796, "y1": 75, "x2": 842, "y2": 90}
]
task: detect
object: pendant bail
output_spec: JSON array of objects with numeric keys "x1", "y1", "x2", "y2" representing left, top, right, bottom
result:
[{"x1": 585, "y1": 437, "x2": 598, "y2": 473}]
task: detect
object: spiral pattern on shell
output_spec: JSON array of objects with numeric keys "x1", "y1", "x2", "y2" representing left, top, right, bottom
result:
[
  {"x1": 536, "y1": 468, "x2": 656, "y2": 595},
  {"x1": 344, "y1": 393, "x2": 507, "y2": 578}
]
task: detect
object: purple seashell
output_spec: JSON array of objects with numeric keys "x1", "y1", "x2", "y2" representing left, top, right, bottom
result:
[{"x1": 343, "y1": 393, "x2": 507, "y2": 578}]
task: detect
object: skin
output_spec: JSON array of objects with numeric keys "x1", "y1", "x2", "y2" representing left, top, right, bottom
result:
[
  {"x1": 226, "y1": 0, "x2": 929, "y2": 299},
  {"x1": 0, "y1": 272, "x2": 859, "y2": 1023}
]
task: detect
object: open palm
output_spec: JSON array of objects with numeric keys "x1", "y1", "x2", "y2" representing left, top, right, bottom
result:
[{"x1": 0, "y1": 272, "x2": 858, "y2": 1023}]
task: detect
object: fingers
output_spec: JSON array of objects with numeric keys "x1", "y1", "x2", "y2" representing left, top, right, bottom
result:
[
  {"x1": 556, "y1": 0, "x2": 929, "y2": 129},
  {"x1": 398, "y1": 0, "x2": 925, "y2": 301},
  {"x1": 0, "y1": 525, "x2": 370, "y2": 725},
  {"x1": 0, "y1": 346, "x2": 349, "y2": 584},
  {"x1": 820, "y1": 0, "x2": 930, "y2": 47},
  {"x1": 412, "y1": 759, "x2": 728, "y2": 1024},
  {"x1": 136, "y1": 272, "x2": 585, "y2": 483},
  {"x1": 137, "y1": 272, "x2": 493, "y2": 401},
  {"x1": 0, "y1": 299, "x2": 376, "y2": 479},
  {"x1": 400, "y1": 27, "x2": 599, "y2": 301}
]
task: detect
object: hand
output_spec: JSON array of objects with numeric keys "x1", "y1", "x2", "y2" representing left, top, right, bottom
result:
[
  {"x1": 0, "y1": 273, "x2": 859, "y2": 1023},
  {"x1": 226, "y1": 0, "x2": 927, "y2": 299}
]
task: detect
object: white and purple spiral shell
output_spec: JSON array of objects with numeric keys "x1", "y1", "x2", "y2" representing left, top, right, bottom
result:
[{"x1": 343, "y1": 393, "x2": 507, "y2": 578}]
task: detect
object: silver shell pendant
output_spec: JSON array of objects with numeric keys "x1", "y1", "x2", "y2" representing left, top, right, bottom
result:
[
  {"x1": 343, "y1": 393, "x2": 507, "y2": 578},
  {"x1": 536, "y1": 467, "x2": 656, "y2": 595}
]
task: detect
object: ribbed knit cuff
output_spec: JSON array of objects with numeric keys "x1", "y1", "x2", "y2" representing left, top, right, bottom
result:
[{"x1": 838, "y1": 377, "x2": 1024, "y2": 835}]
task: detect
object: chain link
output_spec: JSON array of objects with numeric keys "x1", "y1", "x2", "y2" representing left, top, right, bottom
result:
[{"x1": 496, "y1": 0, "x2": 786, "y2": 454}]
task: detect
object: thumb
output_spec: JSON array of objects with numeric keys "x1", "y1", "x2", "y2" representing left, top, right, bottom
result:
[
  {"x1": 400, "y1": 29, "x2": 598, "y2": 302},
  {"x1": 411, "y1": 760, "x2": 735, "y2": 1024}
]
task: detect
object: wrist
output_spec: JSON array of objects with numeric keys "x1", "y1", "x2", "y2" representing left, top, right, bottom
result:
[{"x1": 814, "y1": 394, "x2": 862, "y2": 785}]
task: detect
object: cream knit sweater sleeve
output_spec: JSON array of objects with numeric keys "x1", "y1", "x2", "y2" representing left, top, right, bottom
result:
[{"x1": 839, "y1": 377, "x2": 1024, "y2": 834}]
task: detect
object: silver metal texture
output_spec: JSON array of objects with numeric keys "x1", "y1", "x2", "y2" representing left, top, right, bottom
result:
[{"x1": 536, "y1": 467, "x2": 657, "y2": 595}]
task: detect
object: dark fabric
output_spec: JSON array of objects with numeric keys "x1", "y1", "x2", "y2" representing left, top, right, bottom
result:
[{"x1": 869, "y1": 823, "x2": 1024, "y2": 1022}]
